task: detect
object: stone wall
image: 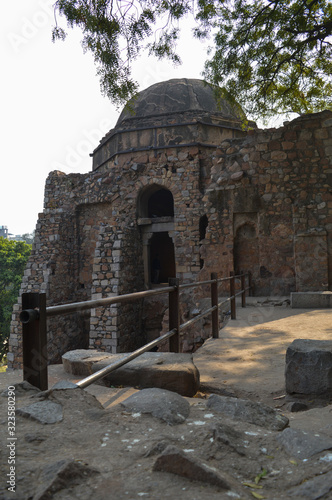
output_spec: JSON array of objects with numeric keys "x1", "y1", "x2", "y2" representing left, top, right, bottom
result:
[{"x1": 8, "y1": 110, "x2": 332, "y2": 369}]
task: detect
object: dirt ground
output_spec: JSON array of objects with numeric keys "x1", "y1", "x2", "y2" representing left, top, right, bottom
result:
[{"x1": 0, "y1": 300, "x2": 331, "y2": 499}]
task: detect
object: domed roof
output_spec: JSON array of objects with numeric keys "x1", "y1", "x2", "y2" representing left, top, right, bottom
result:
[
  {"x1": 92, "y1": 78, "x2": 252, "y2": 171},
  {"x1": 116, "y1": 78, "x2": 244, "y2": 126}
]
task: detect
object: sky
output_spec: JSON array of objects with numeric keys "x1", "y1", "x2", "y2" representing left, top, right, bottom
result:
[{"x1": 1, "y1": 1, "x2": 283, "y2": 237}]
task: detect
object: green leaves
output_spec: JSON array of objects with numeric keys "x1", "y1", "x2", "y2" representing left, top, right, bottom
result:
[
  {"x1": 53, "y1": 0, "x2": 192, "y2": 106},
  {"x1": 203, "y1": 0, "x2": 332, "y2": 119},
  {"x1": 52, "y1": 0, "x2": 332, "y2": 117},
  {"x1": 0, "y1": 238, "x2": 31, "y2": 359}
]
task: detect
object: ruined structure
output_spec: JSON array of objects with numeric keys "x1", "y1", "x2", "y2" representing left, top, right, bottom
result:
[{"x1": 8, "y1": 78, "x2": 332, "y2": 369}]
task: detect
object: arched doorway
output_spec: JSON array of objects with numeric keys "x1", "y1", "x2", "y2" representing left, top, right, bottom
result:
[
  {"x1": 148, "y1": 188, "x2": 174, "y2": 218},
  {"x1": 137, "y1": 185, "x2": 176, "y2": 287},
  {"x1": 138, "y1": 184, "x2": 174, "y2": 219},
  {"x1": 150, "y1": 232, "x2": 176, "y2": 284}
]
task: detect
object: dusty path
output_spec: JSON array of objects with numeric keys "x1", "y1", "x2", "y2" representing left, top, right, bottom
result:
[{"x1": 194, "y1": 299, "x2": 332, "y2": 406}]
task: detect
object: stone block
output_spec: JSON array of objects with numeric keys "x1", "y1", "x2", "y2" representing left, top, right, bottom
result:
[
  {"x1": 285, "y1": 339, "x2": 332, "y2": 396},
  {"x1": 291, "y1": 291, "x2": 332, "y2": 308},
  {"x1": 62, "y1": 349, "x2": 200, "y2": 397}
]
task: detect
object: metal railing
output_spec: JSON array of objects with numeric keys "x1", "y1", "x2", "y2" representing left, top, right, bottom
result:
[{"x1": 19, "y1": 271, "x2": 252, "y2": 391}]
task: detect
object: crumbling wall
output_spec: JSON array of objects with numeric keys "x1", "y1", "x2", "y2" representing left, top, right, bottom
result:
[{"x1": 8, "y1": 110, "x2": 332, "y2": 368}]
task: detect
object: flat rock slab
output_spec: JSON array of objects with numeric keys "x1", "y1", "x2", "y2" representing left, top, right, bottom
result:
[
  {"x1": 17, "y1": 400, "x2": 63, "y2": 424},
  {"x1": 62, "y1": 349, "x2": 200, "y2": 397},
  {"x1": 277, "y1": 427, "x2": 332, "y2": 459},
  {"x1": 286, "y1": 339, "x2": 332, "y2": 396},
  {"x1": 207, "y1": 394, "x2": 289, "y2": 431},
  {"x1": 120, "y1": 387, "x2": 190, "y2": 425},
  {"x1": 287, "y1": 470, "x2": 332, "y2": 499}
]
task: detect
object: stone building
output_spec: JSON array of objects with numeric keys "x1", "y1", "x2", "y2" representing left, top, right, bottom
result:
[{"x1": 8, "y1": 78, "x2": 332, "y2": 369}]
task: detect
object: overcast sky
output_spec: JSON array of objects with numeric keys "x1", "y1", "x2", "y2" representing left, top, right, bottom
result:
[{"x1": 1, "y1": 1, "x2": 284, "y2": 237}]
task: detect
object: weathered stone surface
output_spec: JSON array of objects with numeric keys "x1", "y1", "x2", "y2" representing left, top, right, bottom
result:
[
  {"x1": 34, "y1": 459, "x2": 99, "y2": 500},
  {"x1": 120, "y1": 387, "x2": 190, "y2": 425},
  {"x1": 291, "y1": 291, "x2": 332, "y2": 308},
  {"x1": 277, "y1": 428, "x2": 332, "y2": 459},
  {"x1": 50, "y1": 380, "x2": 79, "y2": 390},
  {"x1": 153, "y1": 445, "x2": 248, "y2": 497},
  {"x1": 207, "y1": 394, "x2": 289, "y2": 431},
  {"x1": 285, "y1": 339, "x2": 332, "y2": 396},
  {"x1": 210, "y1": 423, "x2": 247, "y2": 456},
  {"x1": 17, "y1": 401, "x2": 63, "y2": 424},
  {"x1": 1, "y1": 380, "x2": 40, "y2": 397},
  {"x1": 62, "y1": 349, "x2": 200, "y2": 397},
  {"x1": 286, "y1": 401, "x2": 309, "y2": 412},
  {"x1": 288, "y1": 470, "x2": 332, "y2": 499}
]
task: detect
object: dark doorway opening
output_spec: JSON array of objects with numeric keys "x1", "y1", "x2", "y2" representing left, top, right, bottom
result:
[
  {"x1": 234, "y1": 223, "x2": 258, "y2": 275},
  {"x1": 148, "y1": 189, "x2": 174, "y2": 218},
  {"x1": 150, "y1": 232, "x2": 176, "y2": 284}
]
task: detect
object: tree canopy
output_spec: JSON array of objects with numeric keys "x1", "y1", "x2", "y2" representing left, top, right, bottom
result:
[
  {"x1": 53, "y1": 0, "x2": 332, "y2": 119},
  {"x1": 0, "y1": 238, "x2": 31, "y2": 359}
]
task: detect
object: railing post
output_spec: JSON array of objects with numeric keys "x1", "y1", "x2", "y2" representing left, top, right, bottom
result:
[
  {"x1": 211, "y1": 272, "x2": 219, "y2": 338},
  {"x1": 241, "y1": 272, "x2": 246, "y2": 308},
  {"x1": 21, "y1": 293, "x2": 48, "y2": 391},
  {"x1": 168, "y1": 278, "x2": 180, "y2": 352},
  {"x1": 248, "y1": 271, "x2": 253, "y2": 296},
  {"x1": 230, "y1": 272, "x2": 236, "y2": 320}
]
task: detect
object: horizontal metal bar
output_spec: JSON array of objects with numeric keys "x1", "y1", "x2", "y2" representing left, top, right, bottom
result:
[
  {"x1": 179, "y1": 279, "x2": 216, "y2": 290},
  {"x1": 218, "y1": 297, "x2": 231, "y2": 307},
  {"x1": 46, "y1": 286, "x2": 175, "y2": 318},
  {"x1": 179, "y1": 305, "x2": 217, "y2": 331},
  {"x1": 217, "y1": 277, "x2": 231, "y2": 283},
  {"x1": 234, "y1": 290, "x2": 245, "y2": 298},
  {"x1": 77, "y1": 328, "x2": 177, "y2": 389}
]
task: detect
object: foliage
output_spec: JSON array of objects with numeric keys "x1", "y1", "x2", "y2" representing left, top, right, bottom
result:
[
  {"x1": 53, "y1": 0, "x2": 332, "y2": 119},
  {"x1": 53, "y1": 0, "x2": 190, "y2": 105},
  {"x1": 200, "y1": 0, "x2": 332, "y2": 119},
  {"x1": 0, "y1": 238, "x2": 31, "y2": 359},
  {"x1": 21, "y1": 232, "x2": 35, "y2": 245}
]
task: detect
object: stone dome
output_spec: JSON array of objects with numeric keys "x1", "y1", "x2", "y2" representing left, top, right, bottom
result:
[
  {"x1": 116, "y1": 78, "x2": 244, "y2": 126},
  {"x1": 92, "y1": 78, "x2": 251, "y2": 171}
]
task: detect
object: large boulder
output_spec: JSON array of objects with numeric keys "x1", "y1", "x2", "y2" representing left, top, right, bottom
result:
[{"x1": 285, "y1": 339, "x2": 332, "y2": 396}]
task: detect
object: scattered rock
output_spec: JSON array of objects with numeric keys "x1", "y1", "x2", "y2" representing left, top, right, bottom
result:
[
  {"x1": 286, "y1": 401, "x2": 309, "y2": 412},
  {"x1": 285, "y1": 339, "x2": 332, "y2": 396},
  {"x1": 287, "y1": 469, "x2": 332, "y2": 499},
  {"x1": 153, "y1": 445, "x2": 248, "y2": 497},
  {"x1": 17, "y1": 401, "x2": 63, "y2": 425},
  {"x1": 210, "y1": 423, "x2": 246, "y2": 456},
  {"x1": 25, "y1": 433, "x2": 47, "y2": 443},
  {"x1": 277, "y1": 428, "x2": 332, "y2": 459},
  {"x1": 50, "y1": 380, "x2": 79, "y2": 390},
  {"x1": 207, "y1": 394, "x2": 289, "y2": 431},
  {"x1": 1, "y1": 381, "x2": 40, "y2": 397},
  {"x1": 34, "y1": 459, "x2": 99, "y2": 500},
  {"x1": 144, "y1": 440, "x2": 171, "y2": 458},
  {"x1": 120, "y1": 387, "x2": 190, "y2": 425}
]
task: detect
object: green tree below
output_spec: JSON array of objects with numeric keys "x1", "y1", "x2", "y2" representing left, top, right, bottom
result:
[{"x1": 0, "y1": 237, "x2": 31, "y2": 360}]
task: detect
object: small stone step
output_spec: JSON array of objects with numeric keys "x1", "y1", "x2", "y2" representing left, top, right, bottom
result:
[{"x1": 62, "y1": 349, "x2": 200, "y2": 397}]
